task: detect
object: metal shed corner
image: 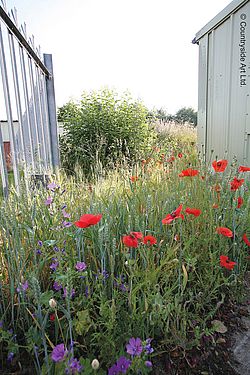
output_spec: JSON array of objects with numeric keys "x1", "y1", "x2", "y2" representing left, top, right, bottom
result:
[{"x1": 194, "y1": 0, "x2": 250, "y2": 165}]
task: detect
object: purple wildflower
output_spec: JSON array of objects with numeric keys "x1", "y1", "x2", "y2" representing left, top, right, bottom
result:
[
  {"x1": 38, "y1": 240, "x2": 43, "y2": 247},
  {"x1": 62, "y1": 221, "x2": 73, "y2": 228},
  {"x1": 0, "y1": 321, "x2": 3, "y2": 328},
  {"x1": 145, "y1": 361, "x2": 153, "y2": 368},
  {"x1": 126, "y1": 337, "x2": 143, "y2": 357},
  {"x1": 102, "y1": 270, "x2": 109, "y2": 279},
  {"x1": 85, "y1": 286, "x2": 89, "y2": 298},
  {"x1": 22, "y1": 280, "x2": 29, "y2": 291},
  {"x1": 63, "y1": 288, "x2": 75, "y2": 299},
  {"x1": 50, "y1": 261, "x2": 59, "y2": 272},
  {"x1": 108, "y1": 364, "x2": 120, "y2": 375},
  {"x1": 17, "y1": 280, "x2": 29, "y2": 293},
  {"x1": 65, "y1": 357, "x2": 82, "y2": 374},
  {"x1": 116, "y1": 356, "x2": 131, "y2": 374},
  {"x1": 47, "y1": 182, "x2": 59, "y2": 190},
  {"x1": 119, "y1": 283, "x2": 129, "y2": 292},
  {"x1": 7, "y1": 352, "x2": 14, "y2": 362},
  {"x1": 45, "y1": 196, "x2": 53, "y2": 206},
  {"x1": 144, "y1": 338, "x2": 154, "y2": 354},
  {"x1": 36, "y1": 249, "x2": 42, "y2": 255},
  {"x1": 53, "y1": 281, "x2": 62, "y2": 291},
  {"x1": 62, "y1": 208, "x2": 71, "y2": 218},
  {"x1": 75, "y1": 261, "x2": 87, "y2": 272},
  {"x1": 51, "y1": 343, "x2": 68, "y2": 362}
]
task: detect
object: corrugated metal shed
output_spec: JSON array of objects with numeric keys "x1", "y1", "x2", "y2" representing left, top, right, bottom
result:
[{"x1": 194, "y1": 0, "x2": 250, "y2": 165}]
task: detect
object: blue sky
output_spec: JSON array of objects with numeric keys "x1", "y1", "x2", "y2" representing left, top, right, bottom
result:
[{"x1": 4, "y1": 0, "x2": 231, "y2": 114}]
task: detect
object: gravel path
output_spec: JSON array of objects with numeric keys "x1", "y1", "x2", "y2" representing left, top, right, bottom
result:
[{"x1": 232, "y1": 272, "x2": 250, "y2": 375}]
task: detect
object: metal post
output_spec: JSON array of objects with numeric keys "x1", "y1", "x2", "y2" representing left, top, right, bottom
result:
[
  {"x1": 0, "y1": 20, "x2": 20, "y2": 193},
  {"x1": 8, "y1": 31, "x2": 29, "y2": 186},
  {"x1": 40, "y1": 72, "x2": 52, "y2": 169},
  {"x1": 43, "y1": 53, "x2": 60, "y2": 169},
  {"x1": 28, "y1": 57, "x2": 42, "y2": 173},
  {"x1": 34, "y1": 65, "x2": 48, "y2": 171},
  {"x1": 19, "y1": 46, "x2": 35, "y2": 172},
  {"x1": 0, "y1": 125, "x2": 8, "y2": 198}
]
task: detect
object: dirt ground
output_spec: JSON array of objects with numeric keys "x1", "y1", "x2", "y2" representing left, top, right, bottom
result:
[{"x1": 153, "y1": 272, "x2": 250, "y2": 375}]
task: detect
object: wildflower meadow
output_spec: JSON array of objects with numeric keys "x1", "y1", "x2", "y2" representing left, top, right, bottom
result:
[{"x1": 0, "y1": 128, "x2": 250, "y2": 374}]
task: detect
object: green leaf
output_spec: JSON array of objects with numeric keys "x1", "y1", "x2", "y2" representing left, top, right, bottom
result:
[
  {"x1": 182, "y1": 264, "x2": 188, "y2": 292},
  {"x1": 211, "y1": 320, "x2": 228, "y2": 334},
  {"x1": 73, "y1": 310, "x2": 94, "y2": 335},
  {"x1": 40, "y1": 291, "x2": 54, "y2": 306}
]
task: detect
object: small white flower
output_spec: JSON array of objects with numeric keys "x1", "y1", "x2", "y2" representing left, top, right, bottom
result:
[
  {"x1": 49, "y1": 298, "x2": 57, "y2": 309},
  {"x1": 91, "y1": 359, "x2": 100, "y2": 370}
]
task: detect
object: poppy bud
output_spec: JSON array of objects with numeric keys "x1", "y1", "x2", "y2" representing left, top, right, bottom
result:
[
  {"x1": 91, "y1": 359, "x2": 100, "y2": 370},
  {"x1": 49, "y1": 298, "x2": 57, "y2": 309}
]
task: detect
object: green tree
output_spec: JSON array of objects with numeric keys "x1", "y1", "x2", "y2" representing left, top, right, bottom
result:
[
  {"x1": 174, "y1": 107, "x2": 197, "y2": 125},
  {"x1": 58, "y1": 89, "x2": 155, "y2": 175},
  {"x1": 147, "y1": 107, "x2": 174, "y2": 123}
]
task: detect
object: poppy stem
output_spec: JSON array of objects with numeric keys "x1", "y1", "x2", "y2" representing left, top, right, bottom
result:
[{"x1": 178, "y1": 222, "x2": 183, "y2": 293}]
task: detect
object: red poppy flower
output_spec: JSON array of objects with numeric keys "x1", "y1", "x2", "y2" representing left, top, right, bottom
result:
[
  {"x1": 230, "y1": 177, "x2": 244, "y2": 191},
  {"x1": 220, "y1": 255, "x2": 236, "y2": 270},
  {"x1": 130, "y1": 176, "x2": 138, "y2": 182},
  {"x1": 185, "y1": 207, "x2": 201, "y2": 217},
  {"x1": 243, "y1": 233, "x2": 250, "y2": 247},
  {"x1": 143, "y1": 235, "x2": 157, "y2": 245},
  {"x1": 162, "y1": 204, "x2": 184, "y2": 224},
  {"x1": 167, "y1": 155, "x2": 175, "y2": 163},
  {"x1": 238, "y1": 166, "x2": 250, "y2": 172},
  {"x1": 178, "y1": 168, "x2": 199, "y2": 177},
  {"x1": 74, "y1": 214, "x2": 102, "y2": 228},
  {"x1": 216, "y1": 227, "x2": 233, "y2": 238},
  {"x1": 212, "y1": 159, "x2": 228, "y2": 172},
  {"x1": 122, "y1": 232, "x2": 143, "y2": 248},
  {"x1": 130, "y1": 231, "x2": 143, "y2": 239},
  {"x1": 178, "y1": 153, "x2": 183, "y2": 158},
  {"x1": 50, "y1": 313, "x2": 55, "y2": 322},
  {"x1": 237, "y1": 196, "x2": 243, "y2": 208},
  {"x1": 122, "y1": 235, "x2": 138, "y2": 248}
]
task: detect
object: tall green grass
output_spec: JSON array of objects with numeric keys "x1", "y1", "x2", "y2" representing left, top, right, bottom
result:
[{"x1": 0, "y1": 139, "x2": 249, "y2": 374}]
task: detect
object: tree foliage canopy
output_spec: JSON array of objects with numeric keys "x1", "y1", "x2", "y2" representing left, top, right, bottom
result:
[{"x1": 174, "y1": 107, "x2": 197, "y2": 125}]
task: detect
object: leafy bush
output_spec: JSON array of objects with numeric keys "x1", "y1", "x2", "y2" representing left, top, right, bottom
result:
[{"x1": 58, "y1": 89, "x2": 155, "y2": 175}]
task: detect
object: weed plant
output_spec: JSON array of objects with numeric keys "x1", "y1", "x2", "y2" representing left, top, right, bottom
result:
[{"x1": 0, "y1": 139, "x2": 249, "y2": 374}]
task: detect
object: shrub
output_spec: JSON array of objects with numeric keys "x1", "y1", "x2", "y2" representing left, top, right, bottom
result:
[{"x1": 58, "y1": 89, "x2": 155, "y2": 175}]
